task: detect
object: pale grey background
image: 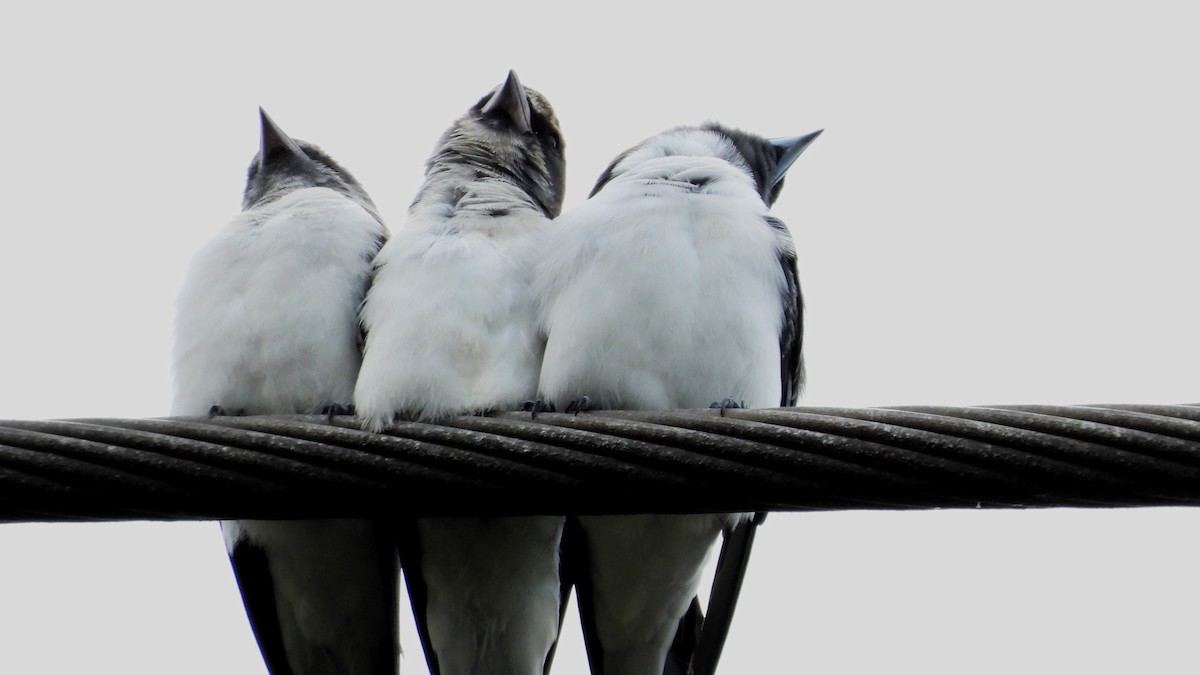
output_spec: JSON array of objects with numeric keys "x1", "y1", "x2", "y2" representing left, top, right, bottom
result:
[{"x1": 1, "y1": 1, "x2": 1198, "y2": 673}]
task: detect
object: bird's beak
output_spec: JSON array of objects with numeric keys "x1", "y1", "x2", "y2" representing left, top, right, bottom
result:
[
  {"x1": 768, "y1": 129, "x2": 823, "y2": 187},
  {"x1": 481, "y1": 69, "x2": 533, "y2": 134},
  {"x1": 258, "y1": 107, "x2": 310, "y2": 168}
]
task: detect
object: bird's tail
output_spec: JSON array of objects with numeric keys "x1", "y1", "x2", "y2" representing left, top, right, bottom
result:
[{"x1": 687, "y1": 512, "x2": 767, "y2": 675}]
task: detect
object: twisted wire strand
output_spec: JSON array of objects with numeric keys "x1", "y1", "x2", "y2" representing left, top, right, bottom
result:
[{"x1": 1, "y1": 404, "x2": 1199, "y2": 522}]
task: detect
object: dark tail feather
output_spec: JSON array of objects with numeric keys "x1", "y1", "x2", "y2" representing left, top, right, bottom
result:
[
  {"x1": 396, "y1": 517, "x2": 441, "y2": 675},
  {"x1": 664, "y1": 596, "x2": 704, "y2": 675},
  {"x1": 543, "y1": 532, "x2": 576, "y2": 675},
  {"x1": 688, "y1": 513, "x2": 766, "y2": 675},
  {"x1": 562, "y1": 516, "x2": 606, "y2": 675},
  {"x1": 226, "y1": 535, "x2": 296, "y2": 675}
]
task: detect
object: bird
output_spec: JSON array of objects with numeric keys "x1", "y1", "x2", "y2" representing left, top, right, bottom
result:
[
  {"x1": 353, "y1": 70, "x2": 568, "y2": 675},
  {"x1": 534, "y1": 122, "x2": 820, "y2": 675},
  {"x1": 171, "y1": 108, "x2": 397, "y2": 675}
]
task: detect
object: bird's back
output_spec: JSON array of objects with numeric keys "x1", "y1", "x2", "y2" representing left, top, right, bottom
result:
[
  {"x1": 356, "y1": 187, "x2": 548, "y2": 425},
  {"x1": 536, "y1": 165, "x2": 789, "y2": 411},
  {"x1": 172, "y1": 186, "x2": 383, "y2": 416}
]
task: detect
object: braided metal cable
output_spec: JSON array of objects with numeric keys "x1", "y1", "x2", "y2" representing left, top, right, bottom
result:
[{"x1": 1, "y1": 404, "x2": 1198, "y2": 522}]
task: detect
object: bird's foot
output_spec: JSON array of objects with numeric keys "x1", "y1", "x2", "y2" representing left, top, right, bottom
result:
[
  {"x1": 709, "y1": 397, "x2": 746, "y2": 416},
  {"x1": 207, "y1": 405, "x2": 246, "y2": 417},
  {"x1": 522, "y1": 399, "x2": 554, "y2": 419},
  {"x1": 321, "y1": 403, "x2": 355, "y2": 422},
  {"x1": 321, "y1": 403, "x2": 355, "y2": 416},
  {"x1": 565, "y1": 395, "x2": 591, "y2": 416}
]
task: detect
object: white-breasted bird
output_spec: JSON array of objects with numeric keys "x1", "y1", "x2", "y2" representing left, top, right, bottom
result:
[
  {"x1": 353, "y1": 70, "x2": 568, "y2": 675},
  {"x1": 171, "y1": 109, "x2": 397, "y2": 675},
  {"x1": 534, "y1": 123, "x2": 820, "y2": 675}
]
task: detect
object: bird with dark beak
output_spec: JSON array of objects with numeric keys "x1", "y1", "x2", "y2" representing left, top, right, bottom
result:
[
  {"x1": 172, "y1": 109, "x2": 396, "y2": 675},
  {"x1": 535, "y1": 122, "x2": 821, "y2": 675},
  {"x1": 354, "y1": 70, "x2": 568, "y2": 675}
]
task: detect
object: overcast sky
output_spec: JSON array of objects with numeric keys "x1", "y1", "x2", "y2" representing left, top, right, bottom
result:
[{"x1": 1, "y1": 1, "x2": 1198, "y2": 674}]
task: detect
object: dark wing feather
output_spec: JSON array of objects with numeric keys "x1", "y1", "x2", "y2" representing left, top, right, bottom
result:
[
  {"x1": 542, "y1": 534, "x2": 577, "y2": 675},
  {"x1": 665, "y1": 597, "x2": 704, "y2": 675},
  {"x1": 371, "y1": 523, "x2": 402, "y2": 675},
  {"x1": 397, "y1": 517, "x2": 441, "y2": 675},
  {"x1": 226, "y1": 538, "x2": 296, "y2": 675},
  {"x1": 562, "y1": 516, "x2": 606, "y2": 675},
  {"x1": 767, "y1": 216, "x2": 804, "y2": 406},
  {"x1": 689, "y1": 514, "x2": 767, "y2": 675},
  {"x1": 686, "y1": 216, "x2": 795, "y2": 671}
]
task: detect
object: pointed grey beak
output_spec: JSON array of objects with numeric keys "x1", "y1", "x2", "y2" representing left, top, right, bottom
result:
[
  {"x1": 768, "y1": 129, "x2": 823, "y2": 187},
  {"x1": 480, "y1": 69, "x2": 533, "y2": 134},
  {"x1": 258, "y1": 107, "x2": 309, "y2": 167}
]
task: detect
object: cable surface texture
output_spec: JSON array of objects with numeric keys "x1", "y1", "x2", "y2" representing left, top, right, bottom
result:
[{"x1": 1, "y1": 403, "x2": 1198, "y2": 522}]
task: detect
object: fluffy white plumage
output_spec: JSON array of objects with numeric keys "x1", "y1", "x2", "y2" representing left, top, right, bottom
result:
[
  {"x1": 354, "y1": 181, "x2": 549, "y2": 427},
  {"x1": 535, "y1": 124, "x2": 812, "y2": 675},
  {"x1": 354, "y1": 71, "x2": 567, "y2": 675},
  {"x1": 535, "y1": 161, "x2": 790, "y2": 412},
  {"x1": 173, "y1": 187, "x2": 382, "y2": 416},
  {"x1": 172, "y1": 110, "x2": 396, "y2": 675}
]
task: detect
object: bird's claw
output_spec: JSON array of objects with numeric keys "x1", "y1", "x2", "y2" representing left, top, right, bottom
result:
[
  {"x1": 321, "y1": 403, "x2": 355, "y2": 417},
  {"x1": 321, "y1": 403, "x2": 355, "y2": 422},
  {"x1": 709, "y1": 397, "x2": 746, "y2": 416},
  {"x1": 208, "y1": 405, "x2": 245, "y2": 417},
  {"x1": 522, "y1": 399, "x2": 554, "y2": 419},
  {"x1": 565, "y1": 395, "x2": 591, "y2": 416}
]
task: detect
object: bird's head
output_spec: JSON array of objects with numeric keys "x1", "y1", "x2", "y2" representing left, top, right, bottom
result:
[
  {"x1": 590, "y1": 123, "x2": 821, "y2": 206},
  {"x1": 428, "y1": 70, "x2": 566, "y2": 218},
  {"x1": 242, "y1": 108, "x2": 379, "y2": 219}
]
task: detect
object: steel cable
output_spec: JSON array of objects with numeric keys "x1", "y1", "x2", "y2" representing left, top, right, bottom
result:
[{"x1": 0, "y1": 404, "x2": 1198, "y2": 522}]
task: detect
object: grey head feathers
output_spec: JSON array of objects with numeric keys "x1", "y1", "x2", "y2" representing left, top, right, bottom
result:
[
  {"x1": 589, "y1": 123, "x2": 822, "y2": 205},
  {"x1": 421, "y1": 70, "x2": 566, "y2": 218},
  {"x1": 243, "y1": 108, "x2": 380, "y2": 221},
  {"x1": 705, "y1": 123, "x2": 820, "y2": 204}
]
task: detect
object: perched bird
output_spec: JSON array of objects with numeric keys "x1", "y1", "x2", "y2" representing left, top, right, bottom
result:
[
  {"x1": 534, "y1": 123, "x2": 820, "y2": 675},
  {"x1": 171, "y1": 109, "x2": 396, "y2": 675},
  {"x1": 354, "y1": 71, "x2": 568, "y2": 675}
]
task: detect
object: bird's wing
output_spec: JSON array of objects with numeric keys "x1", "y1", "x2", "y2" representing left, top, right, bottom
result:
[
  {"x1": 679, "y1": 216, "x2": 791, "y2": 674},
  {"x1": 374, "y1": 527, "x2": 403, "y2": 675},
  {"x1": 541, "y1": 540, "x2": 576, "y2": 675},
  {"x1": 665, "y1": 597, "x2": 704, "y2": 675},
  {"x1": 767, "y1": 216, "x2": 805, "y2": 407},
  {"x1": 561, "y1": 516, "x2": 607, "y2": 675},
  {"x1": 356, "y1": 229, "x2": 390, "y2": 354},
  {"x1": 226, "y1": 536, "x2": 297, "y2": 675},
  {"x1": 397, "y1": 517, "x2": 441, "y2": 675},
  {"x1": 689, "y1": 513, "x2": 767, "y2": 675},
  {"x1": 228, "y1": 522, "x2": 401, "y2": 675}
]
